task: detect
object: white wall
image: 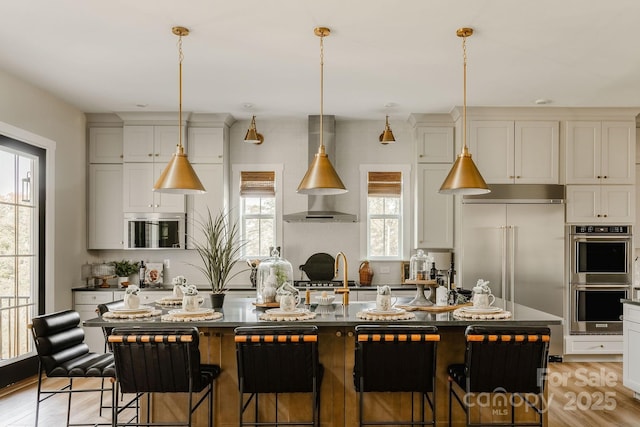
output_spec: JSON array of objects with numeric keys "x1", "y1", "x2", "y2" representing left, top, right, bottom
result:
[
  {"x1": 0, "y1": 69, "x2": 86, "y2": 311},
  {"x1": 96, "y1": 117, "x2": 416, "y2": 287}
]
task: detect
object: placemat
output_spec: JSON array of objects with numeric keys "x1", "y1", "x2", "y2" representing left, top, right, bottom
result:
[
  {"x1": 259, "y1": 308, "x2": 316, "y2": 321},
  {"x1": 452, "y1": 307, "x2": 512, "y2": 319},
  {"x1": 161, "y1": 309, "x2": 223, "y2": 322},
  {"x1": 356, "y1": 308, "x2": 416, "y2": 321},
  {"x1": 155, "y1": 296, "x2": 204, "y2": 307},
  {"x1": 103, "y1": 309, "x2": 162, "y2": 319},
  {"x1": 399, "y1": 302, "x2": 473, "y2": 312}
]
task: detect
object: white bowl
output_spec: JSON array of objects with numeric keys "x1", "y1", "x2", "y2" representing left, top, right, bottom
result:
[{"x1": 315, "y1": 295, "x2": 336, "y2": 306}]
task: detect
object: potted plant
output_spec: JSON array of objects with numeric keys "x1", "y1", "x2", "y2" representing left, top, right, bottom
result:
[
  {"x1": 189, "y1": 209, "x2": 247, "y2": 308},
  {"x1": 111, "y1": 260, "x2": 139, "y2": 287}
]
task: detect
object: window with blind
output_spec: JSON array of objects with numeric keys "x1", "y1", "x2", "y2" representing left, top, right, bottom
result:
[
  {"x1": 367, "y1": 171, "x2": 402, "y2": 258},
  {"x1": 240, "y1": 171, "x2": 276, "y2": 258}
]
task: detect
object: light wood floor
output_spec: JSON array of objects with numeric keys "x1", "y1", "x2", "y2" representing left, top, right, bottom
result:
[{"x1": 1, "y1": 362, "x2": 640, "y2": 426}]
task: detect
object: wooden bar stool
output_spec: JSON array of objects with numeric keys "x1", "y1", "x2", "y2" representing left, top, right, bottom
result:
[
  {"x1": 234, "y1": 326, "x2": 323, "y2": 426},
  {"x1": 354, "y1": 325, "x2": 440, "y2": 426},
  {"x1": 448, "y1": 325, "x2": 550, "y2": 427}
]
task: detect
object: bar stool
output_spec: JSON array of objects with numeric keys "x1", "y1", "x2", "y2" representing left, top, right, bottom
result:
[
  {"x1": 108, "y1": 327, "x2": 221, "y2": 427},
  {"x1": 234, "y1": 325, "x2": 323, "y2": 427},
  {"x1": 353, "y1": 325, "x2": 439, "y2": 427},
  {"x1": 448, "y1": 325, "x2": 550, "y2": 427},
  {"x1": 30, "y1": 309, "x2": 116, "y2": 427},
  {"x1": 96, "y1": 299, "x2": 124, "y2": 416}
]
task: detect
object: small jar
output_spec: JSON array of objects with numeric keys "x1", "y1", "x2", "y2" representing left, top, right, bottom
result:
[
  {"x1": 409, "y1": 249, "x2": 430, "y2": 281},
  {"x1": 256, "y1": 248, "x2": 293, "y2": 304}
]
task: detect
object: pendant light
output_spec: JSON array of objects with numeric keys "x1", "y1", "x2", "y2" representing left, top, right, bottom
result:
[
  {"x1": 379, "y1": 115, "x2": 396, "y2": 144},
  {"x1": 153, "y1": 26, "x2": 206, "y2": 194},
  {"x1": 439, "y1": 28, "x2": 490, "y2": 195},
  {"x1": 244, "y1": 115, "x2": 264, "y2": 144},
  {"x1": 297, "y1": 27, "x2": 347, "y2": 195}
]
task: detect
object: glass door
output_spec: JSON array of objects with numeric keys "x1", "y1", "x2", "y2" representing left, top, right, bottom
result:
[{"x1": 0, "y1": 139, "x2": 42, "y2": 386}]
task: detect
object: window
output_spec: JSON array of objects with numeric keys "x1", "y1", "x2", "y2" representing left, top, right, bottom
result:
[
  {"x1": 360, "y1": 165, "x2": 411, "y2": 260},
  {"x1": 239, "y1": 170, "x2": 277, "y2": 258}
]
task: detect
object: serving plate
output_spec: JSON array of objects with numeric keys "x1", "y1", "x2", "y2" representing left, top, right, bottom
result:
[
  {"x1": 111, "y1": 305, "x2": 153, "y2": 314},
  {"x1": 167, "y1": 308, "x2": 216, "y2": 317},
  {"x1": 365, "y1": 307, "x2": 406, "y2": 315},
  {"x1": 461, "y1": 306, "x2": 502, "y2": 314},
  {"x1": 265, "y1": 308, "x2": 308, "y2": 316}
]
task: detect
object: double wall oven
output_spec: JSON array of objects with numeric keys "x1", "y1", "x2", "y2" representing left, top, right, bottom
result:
[{"x1": 569, "y1": 225, "x2": 632, "y2": 334}]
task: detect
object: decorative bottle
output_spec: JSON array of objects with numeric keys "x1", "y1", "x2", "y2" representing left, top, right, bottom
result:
[{"x1": 138, "y1": 260, "x2": 146, "y2": 288}]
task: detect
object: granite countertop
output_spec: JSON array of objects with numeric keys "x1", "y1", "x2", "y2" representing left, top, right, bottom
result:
[{"x1": 84, "y1": 297, "x2": 562, "y2": 328}]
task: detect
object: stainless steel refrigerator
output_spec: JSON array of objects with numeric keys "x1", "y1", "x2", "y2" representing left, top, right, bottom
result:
[{"x1": 460, "y1": 185, "x2": 565, "y2": 356}]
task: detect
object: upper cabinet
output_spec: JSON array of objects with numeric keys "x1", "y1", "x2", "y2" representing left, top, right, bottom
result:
[
  {"x1": 469, "y1": 120, "x2": 559, "y2": 184},
  {"x1": 89, "y1": 127, "x2": 123, "y2": 163},
  {"x1": 415, "y1": 164, "x2": 454, "y2": 248},
  {"x1": 566, "y1": 121, "x2": 635, "y2": 184},
  {"x1": 188, "y1": 127, "x2": 224, "y2": 163},
  {"x1": 123, "y1": 125, "x2": 184, "y2": 162},
  {"x1": 88, "y1": 126, "x2": 124, "y2": 249},
  {"x1": 415, "y1": 127, "x2": 454, "y2": 163},
  {"x1": 566, "y1": 184, "x2": 635, "y2": 223}
]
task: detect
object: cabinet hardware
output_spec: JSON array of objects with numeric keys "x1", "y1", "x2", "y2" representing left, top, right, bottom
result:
[
  {"x1": 347, "y1": 331, "x2": 354, "y2": 337},
  {"x1": 597, "y1": 175, "x2": 601, "y2": 179},
  {"x1": 148, "y1": 153, "x2": 153, "y2": 157},
  {"x1": 516, "y1": 176, "x2": 521, "y2": 179},
  {"x1": 597, "y1": 214, "x2": 601, "y2": 217},
  {"x1": 419, "y1": 154, "x2": 424, "y2": 158},
  {"x1": 604, "y1": 214, "x2": 608, "y2": 217},
  {"x1": 155, "y1": 154, "x2": 159, "y2": 157},
  {"x1": 335, "y1": 331, "x2": 342, "y2": 337}
]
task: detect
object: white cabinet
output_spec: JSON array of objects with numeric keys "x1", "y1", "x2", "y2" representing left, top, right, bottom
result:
[
  {"x1": 188, "y1": 127, "x2": 224, "y2": 163},
  {"x1": 88, "y1": 126, "x2": 124, "y2": 250},
  {"x1": 566, "y1": 121, "x2": 635, "y2": 184},
  {"x1": 566, "y1": 185, "x2": 635, "y2": 223},
  {"x1": 415, "y1": 164, "x2": 454, "y2": 249},
  {"x1": 565, "y1": 335, "x2": 623, "y2": 355},
  {"x1": 123, "y1": 163, "x2": 185, "y2": 213},
  {"x1": 123, "y1": 125, "x2": 184, "y2": 162},
  {"x1": 89, "y1": 127, "x2": 123, "y2": 163},
  {"x1": 74, "y1": 291, "x2": 114, "y2": 353},
  {"x1": 88, "y1": 164, "x2": 124, "y2": 249},
  {"x1": 624, "y1": 303, "x2": 640, "y2": 395},
  {"x1": 469, "y1": 120, "x2": 559, "y2": 184},
  {"x1": 415, "y1": 127, "x2": 454, "y2": 163}
]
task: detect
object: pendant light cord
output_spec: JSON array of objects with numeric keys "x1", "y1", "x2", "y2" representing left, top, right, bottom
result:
[
  {"x1": 178, "y1": 32, "x2": 184, "y2": 150},
  {"x1": 462, "y1": 34, "x2": 468, "y2": 155},
  {"x1": 319, "y1": 32, "x2": 325, "y2": 149}
]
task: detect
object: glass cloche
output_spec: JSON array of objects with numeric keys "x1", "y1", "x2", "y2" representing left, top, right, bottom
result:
[
  {"x1": 409, "y1": 249, "x2": 431, "y2": 281},
  {"x1": 256, "y1": 248, "x2": 293, "y2": 304}
]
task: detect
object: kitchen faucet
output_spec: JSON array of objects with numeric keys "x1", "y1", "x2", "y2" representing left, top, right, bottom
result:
[{"x1": 334, "y1": 252, "x2": 349, "y2": 305}]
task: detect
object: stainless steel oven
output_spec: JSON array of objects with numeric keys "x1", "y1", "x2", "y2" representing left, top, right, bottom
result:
[
  {"x1": 568, "y1": 225, "x2": 632, "y2": 334},
  {"x1": 570, "y1": 284, "x2": 628, "y2": 334}
]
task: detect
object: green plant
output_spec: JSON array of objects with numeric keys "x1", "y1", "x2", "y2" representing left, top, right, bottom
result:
[
  {"x1": 189, "y1": 209, "x2": 247, "y2": 293},
  {"x1": 111, "y1": 260, "x2": 139, "y2": 277}
]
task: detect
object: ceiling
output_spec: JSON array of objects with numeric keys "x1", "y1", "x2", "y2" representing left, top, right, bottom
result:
[{"x1": 2, "y1": 0, "x2": 640, "y2": 121}]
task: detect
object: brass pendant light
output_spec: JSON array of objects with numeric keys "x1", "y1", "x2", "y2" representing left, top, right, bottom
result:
[
  {"x1": 379, "y1": 115, "x2": 396, "y2": 144},
  {"x1": 244, "y1": 115, "x2": 264, "y2": 144},
  {"x1": 153, "y1": 26, "x2": 206, "y2": 194},
  {"x1": 439, "y1": 28, "x2": 490, "y2": 195},
  {"x1": 297, "y1": 27, "x2": 347, "y2": 195}
]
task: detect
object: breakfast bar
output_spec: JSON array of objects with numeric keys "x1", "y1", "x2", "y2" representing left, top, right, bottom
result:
[{"x1": 85, "y1": 298, "x2": 562, "y2": 426}]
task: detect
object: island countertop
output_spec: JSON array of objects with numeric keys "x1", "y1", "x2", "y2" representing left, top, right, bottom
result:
[{"x1": 83, "y1": 297, "x2": 562, "y2": 328}]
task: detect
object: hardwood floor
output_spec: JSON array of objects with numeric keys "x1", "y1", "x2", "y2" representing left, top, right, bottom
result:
[{"x1": 1, "y1": 362, "x2": 639, "y2": 426}]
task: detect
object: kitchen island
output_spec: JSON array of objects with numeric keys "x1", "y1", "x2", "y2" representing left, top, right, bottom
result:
[{"x1": 85, "y1": 298, "x2": 561, "y2": 426}]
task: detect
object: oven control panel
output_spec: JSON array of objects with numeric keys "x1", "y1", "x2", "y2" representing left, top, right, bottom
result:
[{"x1": 572, "y1": 225, "x2": 630, "y2": 234}]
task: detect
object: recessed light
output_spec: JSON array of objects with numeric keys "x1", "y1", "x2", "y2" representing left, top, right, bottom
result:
[
  {"x1": 243, "y1": 103, "x2": 254, "y2": 109},
  {"x1": 534, "y1": 99, "x2": 552, "y2": 105},
  {"x1": 135, "y1": 103, "x2": 148, "y2": 108}
]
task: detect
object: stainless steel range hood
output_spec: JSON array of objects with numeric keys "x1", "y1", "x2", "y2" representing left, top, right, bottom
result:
[{"x1": 284, "y1": 115, "x2": 357, "y2": 223}]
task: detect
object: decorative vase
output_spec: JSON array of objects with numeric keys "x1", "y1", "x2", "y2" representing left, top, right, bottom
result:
[
  {"x1": 118, "y1": 277, "x2": 130, "y2": 288},
  {"x1": 210, "y1": 293, "x2": 226, "y2": 309}
]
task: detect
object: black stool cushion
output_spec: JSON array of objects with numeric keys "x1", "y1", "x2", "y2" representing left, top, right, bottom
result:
[{"x1": 32, "y1": 309, "x2": 115, "y2": 378}]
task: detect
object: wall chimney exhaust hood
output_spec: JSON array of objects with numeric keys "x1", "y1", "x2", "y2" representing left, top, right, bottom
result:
[{"x1": 284, "y1": 115, "x2": 357, "y2": 223}]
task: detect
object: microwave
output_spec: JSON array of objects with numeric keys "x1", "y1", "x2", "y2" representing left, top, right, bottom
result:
[{"x1": 124, "y1": 213, "x2": 185, "y2": 249}]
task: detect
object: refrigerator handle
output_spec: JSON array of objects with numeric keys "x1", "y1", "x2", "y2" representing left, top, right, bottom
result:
[
  {"x1": 509, "y1": 225, "x2": 516, "y2": 312},
  {"x1": 501, "y1": 225, "x2": 508, "y2": 310}
]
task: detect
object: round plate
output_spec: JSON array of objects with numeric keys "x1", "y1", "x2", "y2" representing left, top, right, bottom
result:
[
  {"x1": 111, "y1": 305, "x2": 153, "y2": 314},
  {"x1": 168, "y1": 308, "x2": 215, "y2": 317},
  {"x1": 365, "y1": 307, "x2": 405, "y2": 315},
  {"x1": 462, "y1": 306, "x2": 502, "y2": 314},
  {"x1": 265, "y1": 308, "x2": 308, "y2": 316}
]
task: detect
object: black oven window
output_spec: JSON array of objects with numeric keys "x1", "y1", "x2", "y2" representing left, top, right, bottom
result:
[
  {"x1": 577, "y1": 290, "x2": 625, "y2": 322},
  {"x1": 577, "y1": 241, "x2": 626, "y2": 273}
]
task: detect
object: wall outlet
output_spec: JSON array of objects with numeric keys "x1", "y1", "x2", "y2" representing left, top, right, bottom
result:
[{"x1": 380, "y1": 266, "x2": 390, "y2": 274}]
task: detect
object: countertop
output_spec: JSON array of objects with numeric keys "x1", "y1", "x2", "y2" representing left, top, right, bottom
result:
[
  {"x1": 84, "y1": 297, "x2": 562, "y2": 328},
  {"x1": 72, "y1": 285, "x2": 415, "y2": 292},
  {"x1": 622, "y1": 299, "x2": 640, "y2": 306}
]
